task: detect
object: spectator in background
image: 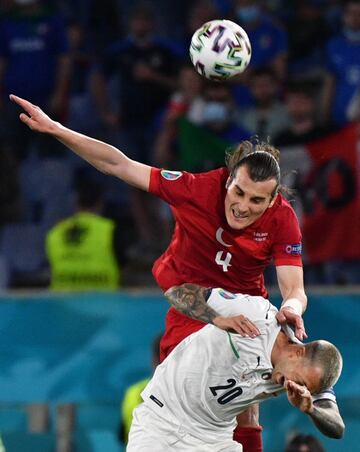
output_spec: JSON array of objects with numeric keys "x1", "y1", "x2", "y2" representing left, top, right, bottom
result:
[
  {"x1": 274, "y1": 82, "x2": 333, "y2": 147},
  {"x1": 172, "y1": 81, "x2": 251, "y2": 173},
  {"x1": 58, "y1": 0, "x2": 122, "y2": 55},
  {"x1": 230, "y1": 0, "x2": 288, "y2": 107},
  {"x1": 155, "y1": 64, "x2": 205, "y2": 168},
  {"x1": 175, "y1": 0, "x2": 220, "y2": 56},
  {"x1": 65, "y1": 20, "x2": 100, "y2": 135},
  {"x1": 285, "y1": 433, "x2": 325, "y2": 452},
  {"x1": 119, "y1": 333, "x2": 162, "y2": 445},
  {"x1": 0, "y1": 142, "x2": 21, "y2": 226},
  {"x1": 92, "y1": 1, "x2": 180, "y2": 262},
  {"x1": 46, "y1": 179, "x2": 123, "y2": 291},
  {"x1": 201, "y1": 81, "x2": 250, "y2": 146},
  {"x1": 0, "y1": 0, "x2": 71, "y2": 159},
  {"x1": 321, "y1": 0, "x2": 360, "y2": 125},
  {"x1": 286, "y1": 0, "x2": 332, "y2": 83},
  {"x1": 237, "y1": 66, "x2": 290, "y2": 142}
]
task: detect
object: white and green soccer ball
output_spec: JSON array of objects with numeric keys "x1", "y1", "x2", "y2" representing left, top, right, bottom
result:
[{"x1": 189, "y1": 19, "x2": 251, "y2": 81}]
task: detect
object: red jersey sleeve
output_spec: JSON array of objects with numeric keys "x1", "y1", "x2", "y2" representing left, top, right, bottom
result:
[
  {"x1": 149, "y1": 168, "x2": 196, "y2": 206},
  {"x1": 272, "y1": 202, "x2": 303, "y2": 267}
]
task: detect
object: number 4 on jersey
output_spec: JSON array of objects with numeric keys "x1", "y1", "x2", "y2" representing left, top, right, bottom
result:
[{"x1": 215, "y1": 251, "x2": 232, "y2": 272}]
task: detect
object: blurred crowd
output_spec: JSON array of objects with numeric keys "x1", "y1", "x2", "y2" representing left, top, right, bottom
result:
[{"x1": 0, "y1": 0, "x2": 359, "y2": 288}]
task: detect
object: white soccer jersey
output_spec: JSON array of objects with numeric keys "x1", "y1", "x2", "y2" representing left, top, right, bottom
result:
[{"x1": 141, "y1": 289, "x2": 285, "y2": 443}]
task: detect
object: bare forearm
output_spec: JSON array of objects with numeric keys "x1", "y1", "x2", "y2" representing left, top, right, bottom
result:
[
  {"x1": 51, "y1": 122, "x2": 130, "y2": 175},
  {"x1": 308, "y1": 400, "x2": 345, "y2": 439},
  {"x1": 165, "y1": 284, "x2": 215, "y2": 323}
]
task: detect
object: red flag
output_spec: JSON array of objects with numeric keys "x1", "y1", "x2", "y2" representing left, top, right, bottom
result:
[{"x1": 302, "y1": 123, "x2": 360, "y2": 263}]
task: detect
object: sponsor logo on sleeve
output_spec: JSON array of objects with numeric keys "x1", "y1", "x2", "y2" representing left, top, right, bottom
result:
[
  {"x1": 160, "y1": 170, "x2": 183, "y2": 180},
  {"x1": 285, "y1": 243, "x2": 302, "y2": 255}
]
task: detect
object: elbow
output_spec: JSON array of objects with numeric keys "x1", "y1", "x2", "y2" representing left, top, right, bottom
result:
[
  {"x1": 332, "y1": 422, "x2": 345, "y2": 440},
  {"x1": 325, "y1": 421, "x2": 345, "y2": 439}
]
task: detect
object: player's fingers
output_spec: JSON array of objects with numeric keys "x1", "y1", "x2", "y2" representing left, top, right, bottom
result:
[
  {"x1": 230, "y1": 323, "x2": 248, "y2": 336},
  {"x1": 275, "y1": 311, "x2": 286, "y2": 324},
  {"x1": 234, "y1": 318, "x2": 260, "y2": 337},
  {"x1": 19, "y1": 113, "x2": 33, "y2": 126},
  {"x1": 10, "y1": 94, "x2": 35, "y2": 111},
  {"x1": 294, "y1": 317, "x2": 307, "y2": 340}
]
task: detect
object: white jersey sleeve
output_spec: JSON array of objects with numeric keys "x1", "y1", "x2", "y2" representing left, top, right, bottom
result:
[
  {"x1": 206, "y1": 288, "x2": 277, "y2": 320},
  {"x1": 313, "y1": 387, "x2": 337, "y2": 403}
]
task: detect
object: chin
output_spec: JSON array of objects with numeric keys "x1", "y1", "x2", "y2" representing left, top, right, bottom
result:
[
  {"x1": 226, "y1": 215, "x2": 251, "y2": 230},
  {"x1": 227, "y1": 219, "x2": 246, "y2": 230}
]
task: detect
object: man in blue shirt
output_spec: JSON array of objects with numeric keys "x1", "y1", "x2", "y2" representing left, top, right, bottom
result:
[
  {"x1": 321, "y1": 0, "x2": 360, "y2": 125},
  {"x1": 0, "y1": 0, "x2": 70, "y2": 158}
]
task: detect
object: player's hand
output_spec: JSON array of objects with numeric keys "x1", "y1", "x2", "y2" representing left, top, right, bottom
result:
[
  {"x1": 9, "y1": 95, "x2": 57, "y2": 134},
  {"x1": 284, "y1": 379, "x2": 313, "y2": 413},
  {"x1": 213, "y1": 315, "x2": 260, "y2": 337},
  {"x1": 276, "y1": 307, "x2": 307, "y2": 341}
]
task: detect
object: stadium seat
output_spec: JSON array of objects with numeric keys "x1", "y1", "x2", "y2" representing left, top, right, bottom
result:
[
  {"x1": 19, "y1": 155, "x2": 74, "y2": 224},
  {"x1": 0, "y1": 224, "x2": 47, "y2": 285}
]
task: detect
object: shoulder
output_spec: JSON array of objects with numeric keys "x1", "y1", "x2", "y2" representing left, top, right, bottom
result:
[
  {"x1": 326, "y1": 34, "x2": 346, "y2": 52},
  {"x1": 189, "y1": 168, "x2": 228, "y2": 202},
  {"x1": 195, "y1": 167, "x2": 229, "y2": 183},
  {"x1": 270, "y1": 194, "x2": 298, "y2": 220},
  {"x1": 265, "y1": 195, "x2": 300, "y2": 237},
  {"x1": 46, "y1": 216, "x2": 72, "y2": 236}
]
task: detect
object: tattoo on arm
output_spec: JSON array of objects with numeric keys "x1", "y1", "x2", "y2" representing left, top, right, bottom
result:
[
  {"x1": 165, "y1": 284, "x2": 218, "y2": 324},
  {"x1": 309, "y1": 399, "x2": 345, "y2": 439}
]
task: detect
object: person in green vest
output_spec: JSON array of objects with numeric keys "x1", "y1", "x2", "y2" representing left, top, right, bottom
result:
[
  {"x1": 119, "y1": 334, "x2": 162, "y2": 445},
  {"x1": 46, "y1": 179, "x2": 122, "y2": 291}
]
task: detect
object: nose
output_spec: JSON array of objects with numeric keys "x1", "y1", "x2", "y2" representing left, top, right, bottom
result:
[{"x1": 235, "y1": 200, "x2": 250, "y2": 213}]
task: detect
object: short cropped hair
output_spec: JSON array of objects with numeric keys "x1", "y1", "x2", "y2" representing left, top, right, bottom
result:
[{"x1": 305, "y1": 340, "x2": 343, "y2": 393}]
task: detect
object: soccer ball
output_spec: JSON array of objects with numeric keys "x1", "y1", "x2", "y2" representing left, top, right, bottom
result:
[{"x1": 189, "y1": 19, "x2": 251, "y2": 81}]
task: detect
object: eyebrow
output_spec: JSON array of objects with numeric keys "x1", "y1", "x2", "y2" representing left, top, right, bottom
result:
[{"x1": 234, "y1": 185, "x2": 267, "y2": 201}]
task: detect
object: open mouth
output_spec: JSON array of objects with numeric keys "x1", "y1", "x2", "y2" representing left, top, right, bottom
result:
[{"x1": 232, "y1": 208, "x2": 248, "y2": 220}]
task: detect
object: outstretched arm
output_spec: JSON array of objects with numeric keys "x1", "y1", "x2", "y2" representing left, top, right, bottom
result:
[
  {"x1": 285, "y1": 380, "x2": 344, "y2": 439},
  {"x1": 165, "y1": 284, "x2": 260, "y2": 337},
  {"x1": 9, "y1": 95, "x2": 151, "y2": 191}
]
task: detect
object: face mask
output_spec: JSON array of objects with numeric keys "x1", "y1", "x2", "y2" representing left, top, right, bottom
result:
[
  {"x1": 202, "y1": 102, "x2": 229, "y2": 123},
  {"x1": 236, "y1": 6, "x2": 260, "y2": 23},
  {"x1": 344, "y1": 28, "x2": 360, "y2": 42}
]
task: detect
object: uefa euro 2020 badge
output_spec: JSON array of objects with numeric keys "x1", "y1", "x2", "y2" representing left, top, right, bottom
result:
[{"x1": 160, "y1": 170, "x2": 183, "y2": 181}]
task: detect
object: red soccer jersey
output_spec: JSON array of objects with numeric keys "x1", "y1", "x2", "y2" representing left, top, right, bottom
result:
[{"x1": 149, "y1": 167, "x2": 302, "y2": 361}]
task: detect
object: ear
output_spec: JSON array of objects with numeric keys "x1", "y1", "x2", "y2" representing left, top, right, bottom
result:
[
  {"x1": 288, "y1": 345, "x2": 305, "y2": 359},
  {"x1": 268, "y1": 192, "x2": 278, "y2": 208},
  {"x1": 296, "y1": 346, "x2": 306, "y2": 358}
]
